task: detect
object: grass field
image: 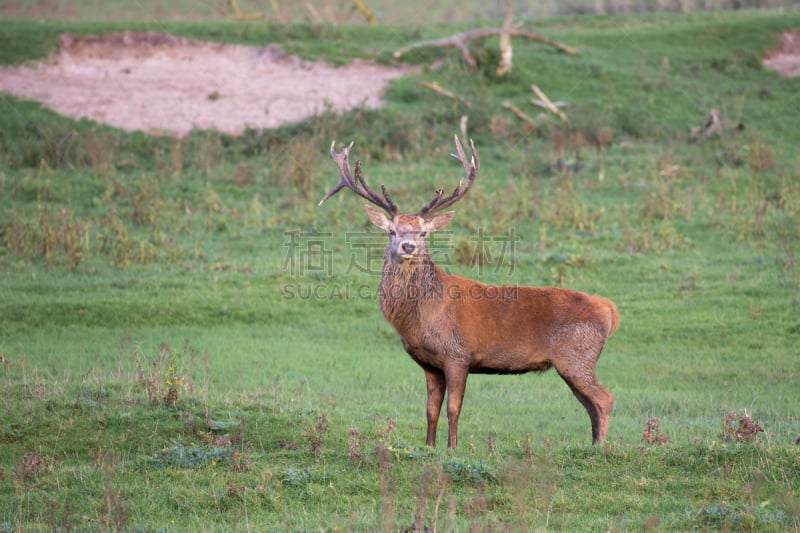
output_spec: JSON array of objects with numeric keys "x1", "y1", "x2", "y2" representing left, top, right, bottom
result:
[{"x1": 1, "y1": 9, "x2": 800, "y2": 532}]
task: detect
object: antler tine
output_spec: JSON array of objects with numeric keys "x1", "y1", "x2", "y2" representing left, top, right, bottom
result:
[
  {"x1": 319, "y1": 140, "x2": 398, "y2": 215},
  {"x1": 417, "y1": 135, "x2": 479, "y2": 217},
  {"x1": 318, "y1": 141, "x2": 355, "y2": 206},
  {"x1": 416, "y1": 187, "x2": 445, "y2": 216},
  {"x1": 353, "y1": 160, "x2": 399, "y2": 215},
  {"x1": 380, "y1": 184, "x2": 399, "y2": 214}
]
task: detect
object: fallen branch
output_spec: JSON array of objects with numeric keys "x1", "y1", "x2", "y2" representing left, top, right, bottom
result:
[
  {"x1": 394, "y1": 28, "x2": 578, "y2": 68},
  {"x1": 503, "y1": 101, "x2": 536, "y2": 126},
  {"x1": 228, "y1": 0, "x2": 266, "y2": 20},
  {"x1": 530, "y1": 84, "x2": 568, "y2": 122},
  {"x1": 459, "y1": 115, "x2": 469, "y2": 141},
  {"x1": 352, "y1": 0, "x2": 376, "y2": 24},
  {"x1": 688, "y1": 108, "x2": 744, "y2": 139},
  {"x1": 304, "y1": 0, "x2": 323, "y2": 23},
  {"x1": 421, "y1": 81, "x2": 472, "y2": 108},
  {"x1": 305, "y1": 0, "x2": 375, "y2": 24},
  {"x1": 269, "y1": 0, "x2": 280, "y2": 18},
  {"x1": 496, "y1": 0, "x2": 514, "y2": 76},
  {"x1": 529, "y1": 98, "x2": 567, "y2": 111},
  {"x1": 703, "y1": 108, "x2": 722, "y2": 135}
]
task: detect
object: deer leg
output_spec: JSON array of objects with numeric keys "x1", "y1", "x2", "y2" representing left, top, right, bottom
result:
[
  {"x1": 554, "y1": 359, "x2": 613, "y2": 444},
  {"x1": 562, "y1": 379, "x2": 599, "y2": 442},
  {"x1": 444, "y1": 365, "x2": 469, "y2": 449},
  {"x1": 423, "y1": 368, "x2": 446, "y2": 447}
]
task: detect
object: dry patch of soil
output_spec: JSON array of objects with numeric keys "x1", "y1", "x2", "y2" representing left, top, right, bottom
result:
[
  {"x1": 763, "y1": 30, "x2": 800, "y2": 77},
  {"x1": 0, "y1": 31, "x2": 415, "y2": 136}
]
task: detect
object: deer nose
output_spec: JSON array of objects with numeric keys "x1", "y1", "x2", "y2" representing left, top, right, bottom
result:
[{"x1": 401, "y1": 242, "x2": 416, "y2": 255}]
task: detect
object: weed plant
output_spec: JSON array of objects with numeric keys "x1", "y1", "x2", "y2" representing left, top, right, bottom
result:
[{"x1": 1, "y1": 11, "x2": 800, "y2": 532}]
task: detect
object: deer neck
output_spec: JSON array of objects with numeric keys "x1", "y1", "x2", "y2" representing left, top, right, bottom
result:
[{"x1": 379, "y1": 253, "x2": 444, "y2": 331}]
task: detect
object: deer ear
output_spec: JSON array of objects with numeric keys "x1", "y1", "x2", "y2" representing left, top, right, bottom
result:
[
  {"x1": 425, "y1": 211, "x2": 455, "y2": 232},
  {"x1": 364, "y1": 205, "x2": 392, "y2": 231}
]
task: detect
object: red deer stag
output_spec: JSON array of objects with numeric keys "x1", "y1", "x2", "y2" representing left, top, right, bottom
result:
[{"x1": 319, "y1": 136, "x2": 619, "y2": 448}]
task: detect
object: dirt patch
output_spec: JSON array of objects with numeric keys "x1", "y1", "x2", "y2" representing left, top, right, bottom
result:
[
  {"x1": 0, "y1": 31, "x2": 415, "y2": 136},
  {"x1": 763, "y1": 30, "x2": 800, "y2": 77}
]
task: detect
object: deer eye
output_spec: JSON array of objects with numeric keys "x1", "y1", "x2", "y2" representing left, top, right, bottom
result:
[
  {"x1": 419, "y1": 231, "x2": 427, "y2": 238},
  {"x1": 388, "y1": 229, "x2": 396, "y2": 237}
]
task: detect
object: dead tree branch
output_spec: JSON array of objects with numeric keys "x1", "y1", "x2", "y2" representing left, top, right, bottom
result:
[
  {"x1": 352, "y1": 0, "x2": 376, "y2": 23},
  {"x1": 228, "y1": 0, "x2": 266, "y2": 20},
  {"x1": 393, "y1": 28, "x2": 578, "y2": 68},
  {"x1": 421, "y1": 81, "x2": 472, "y2": 108},
  {"x1": 496, "y1": 0, "x2": 514, "y2": 76},
  {"x1": 503, "y1": 101, "x2": 536, "y2": 126},
  {"x1": 530, "y1": 84, "x2": 568, "y2": 122}
]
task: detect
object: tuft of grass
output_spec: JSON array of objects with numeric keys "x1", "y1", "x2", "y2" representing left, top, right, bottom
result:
[{"x1": 149, "y1": 439, "x2": 232, "y2": 470}]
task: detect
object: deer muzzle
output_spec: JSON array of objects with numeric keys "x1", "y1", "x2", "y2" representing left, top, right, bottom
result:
[{"x1": 401, "y1": 241, "x2": 416, "y2": 256}]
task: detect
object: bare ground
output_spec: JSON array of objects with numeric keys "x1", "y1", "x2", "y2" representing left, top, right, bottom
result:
[
  {"x1": 0, "y1": 31, "x2": 415, "y2": 136},
  {"x1": 763, "y1": 30, "x2": 800, "y2": 77}
]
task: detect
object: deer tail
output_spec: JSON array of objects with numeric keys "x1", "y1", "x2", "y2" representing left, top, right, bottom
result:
[{"x1": 605, "y1": 300, "x2": 620, "y2": 338}]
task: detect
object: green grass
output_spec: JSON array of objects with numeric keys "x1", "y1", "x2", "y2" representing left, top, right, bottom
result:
[{"x1": 1, "y1": 10, "x2": 800, "y2": 532}]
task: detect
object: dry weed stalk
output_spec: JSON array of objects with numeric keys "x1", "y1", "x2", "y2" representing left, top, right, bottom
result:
[
  {"x1": 230, "y1": 451, "x2": 251, "y2": 473},
  {"x1": 16, "y1": 452, "x2": 57, "y2": 484},
  {"x1": 372, "y1": 444, "x2": 395, "y2": 533},
  {"x1": 523, "y1": 435, "x2": 535, "y2": 466},
  {"x1": 348, "y1": 427, "x2": 365, "y2": 465},
  {"x1": 278, "y1": 138, "x2": 319, "y2": 198},
  {"x1": 305, "y1": 413, "x2": 330, "y2": 457},
  {"x1": 99, "y1": 452, "x2": 126, "y2": 532},
  {"x1": 135, "y1": 342, "x2": 185, "y2": 406},
  {"x1": 411, "y1": 468, "x2": 443, "y2": 533},
  {"x1": 641, "y1": 417, "x2": 669, "y2": 446},
  {"x1": 379, "y1": 416, "x2": 397, "y2": 444},
  {"x1": 721, "y1": 410, "x2": 764, "y2": 443},
  {"x1": 486, "y1": 434, "x2": 496, "y2": 454}
]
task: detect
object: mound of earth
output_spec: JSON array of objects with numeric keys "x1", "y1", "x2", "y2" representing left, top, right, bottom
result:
[
  {"x1": 763, "y1": 30, "x2": 800, "y2": 77},
  {"x1": 0, "y1": 31, "x2": 415, "y2": 136}
]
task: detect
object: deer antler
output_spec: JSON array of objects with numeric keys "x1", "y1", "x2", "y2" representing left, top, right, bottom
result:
[
  {"x1": 318, "y1": 141, "x2": 399, "y2": 216},
  {"x1": 416, "y1": 135, "x2": 479, "y2": 218}
]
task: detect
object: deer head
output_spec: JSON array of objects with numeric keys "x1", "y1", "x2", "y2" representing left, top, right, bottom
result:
[
  {"x1": 319, "y1": 135, "x2": 479, "y2": 265},
  {"x1": 363, "y1": 207, "x2": 454, "y2": 265}
]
